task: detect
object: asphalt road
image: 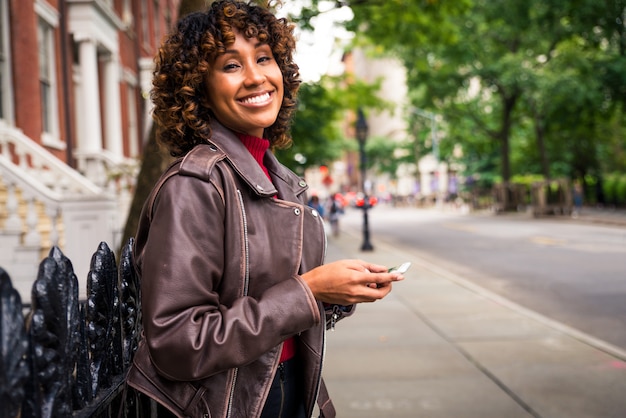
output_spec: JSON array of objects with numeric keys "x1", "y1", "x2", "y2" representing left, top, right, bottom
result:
[{"x1": 340, "y1": 205, "x2": 626, "y2": 351}]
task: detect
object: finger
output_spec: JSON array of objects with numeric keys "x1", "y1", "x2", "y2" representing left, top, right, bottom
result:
[
  {"x1": 343, "y1": 260, "x2": 372, "y2": 273},
  {"x1": 364, "y1": 282, "x2": 393, "y2": 297},
  {"x1": 370, "y1": 283, "x2": 393, "y2": 299},
  {"x1": 362, "y1": 262, "x2": 388, "y2": 273},
  {"x1": 367, "y1": 272, "x2": 403, "y2": 288},
  {"x1": 390, "y1": 273, "x2": 405, "y2": 281}
]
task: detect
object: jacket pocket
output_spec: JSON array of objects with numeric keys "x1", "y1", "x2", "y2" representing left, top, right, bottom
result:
[{"x1": 127, "y1": 341, "x2": 211, "y2": 418}]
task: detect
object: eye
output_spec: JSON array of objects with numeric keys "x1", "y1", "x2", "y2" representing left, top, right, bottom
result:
[
  {"x1": 258, "y1": 55, "x2": 272, "y2": 64},
  {"x1": 223, "y1": 62, "x2": 240, "y2": 72}
]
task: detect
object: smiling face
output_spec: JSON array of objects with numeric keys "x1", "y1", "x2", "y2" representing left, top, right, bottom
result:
[{"x1": 205, "y1": 32, "x2": 284, "y2": 138}]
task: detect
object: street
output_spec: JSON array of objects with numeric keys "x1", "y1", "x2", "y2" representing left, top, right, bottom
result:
[
  {"x1": 321, "y1": 205, "x2": 626, "y2": 417},
  {"x1": 341, "y1": 205, "x2": 626, "y2": 351}
]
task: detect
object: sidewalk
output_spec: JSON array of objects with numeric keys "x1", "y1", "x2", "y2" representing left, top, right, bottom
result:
[
  {"x1": 321, "y1": 214, "x2": 626, "y2": 418},
  {"x1": 569, "y1": 206, "x2": 626, "y2": 227}
]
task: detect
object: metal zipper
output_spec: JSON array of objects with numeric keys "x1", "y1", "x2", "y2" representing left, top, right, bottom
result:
[
  {"x1": 278, "y1": 362, "x2": 286, "y2": 418},
  {"x1": 308, "y1": 200, "x2": 328, "y2": 417},
  {"x1": 310, "y1": 316, "x2": 326, "y2": 418},
  {"x1": 226, "y1": 190, "x2": 250, "y2": 418},
  {"x1": 329, "y1": 305, "x2": 341, "y2": 331},
  {"x1": 238, "y1": 189, "x2": 250, "y2": 296}
]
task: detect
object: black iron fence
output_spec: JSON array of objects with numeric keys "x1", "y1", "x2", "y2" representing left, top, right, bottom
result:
[{"x1": 0, "y1": 239, "x2": 152, "y2": 418}]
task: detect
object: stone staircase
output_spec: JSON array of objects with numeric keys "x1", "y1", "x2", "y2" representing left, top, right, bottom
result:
[{"x1": 0, "y1": 121, "x2": 137, "y2": 303}]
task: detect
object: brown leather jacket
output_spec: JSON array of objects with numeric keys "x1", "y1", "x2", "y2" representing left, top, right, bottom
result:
[{"x1": 126, "y1": 122, "x2": 351, "y2": 417}]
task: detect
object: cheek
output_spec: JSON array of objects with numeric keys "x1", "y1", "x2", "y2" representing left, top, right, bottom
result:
[{"x1": 273, "y1": 73, "x2": 285, "y2": 99}]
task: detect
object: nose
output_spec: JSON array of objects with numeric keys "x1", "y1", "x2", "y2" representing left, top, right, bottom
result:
[{"x1": 244, "y1": 63, "x2": 266, "y2": 86}]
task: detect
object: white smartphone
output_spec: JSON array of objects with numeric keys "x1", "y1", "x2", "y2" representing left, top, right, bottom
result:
[{"x1": 388, "y1": 262, "x2": 411, "y2": 274}]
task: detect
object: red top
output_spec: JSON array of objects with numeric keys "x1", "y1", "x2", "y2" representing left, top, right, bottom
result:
[{"x1": 236, "y1": 133, "x2": 296, "y2": 363}]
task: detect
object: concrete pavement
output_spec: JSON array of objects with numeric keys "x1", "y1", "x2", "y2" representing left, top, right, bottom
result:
[{"x1": 320, "y1": 208, "x2": 626, "y2": 418}]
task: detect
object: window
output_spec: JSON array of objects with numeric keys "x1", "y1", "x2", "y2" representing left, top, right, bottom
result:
[
  {"x1": 35, "y1": 0, "x2": 62, "y2": 146},
  {"x1": 122, "y1": 0, "x2": 133, "y2": 27},
  {"x1": 141, "y1": 0, "x2": 149, "y2": 45},
  {"x1": 37, "y1": 16, "x2": 60, "y2": 145},
  {"x1": 0, "y1": 0, "x2": 13, "y2": 123},
  {"x1": 153, "y1": 0, "x2": 160, "y2": 45},
  {"x1": 38, "y1": 21, "x2": 52, "y2": 133}
]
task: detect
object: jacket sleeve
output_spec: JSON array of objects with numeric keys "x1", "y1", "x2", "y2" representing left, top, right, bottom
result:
[{"x1": 136, "y1": 174, "x2": 321, "y2": 382}]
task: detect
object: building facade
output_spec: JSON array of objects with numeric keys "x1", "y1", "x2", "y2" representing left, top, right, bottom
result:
[{"x1": 0, "y1": 0, "x2": 180, "y2": 300}]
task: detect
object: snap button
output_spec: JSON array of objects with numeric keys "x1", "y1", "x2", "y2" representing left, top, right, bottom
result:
[
  {"x1": 311, "y1": 210, "x2": 319, "y2": 217},
  {"x1": 298, "y1": 180, "x2": 306, "y2": 187},
  {"x1": 294, "y1": 208, "x2": 301, "y2": 216},
  {"x1": 256, "y1": 185, "x2": 264, "y2": 191},
  {"x1": 208, "y1": 145, "x2": 218, "y2": 152}
]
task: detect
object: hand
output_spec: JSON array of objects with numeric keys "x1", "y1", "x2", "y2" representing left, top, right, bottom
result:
[{"x1": 300, "y1": 259, "x2": 404, "y2": 305}]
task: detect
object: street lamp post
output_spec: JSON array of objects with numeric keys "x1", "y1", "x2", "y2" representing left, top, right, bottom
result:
[{"x1": 356, "y1": 108, "x2": 374, "y2": 251}]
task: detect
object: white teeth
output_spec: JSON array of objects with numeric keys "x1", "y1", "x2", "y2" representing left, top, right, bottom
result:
[{"x1": 240, "y1": 93, "x2": 270, "y2": 104}]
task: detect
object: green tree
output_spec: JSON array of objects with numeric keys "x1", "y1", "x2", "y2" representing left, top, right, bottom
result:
[
  {"x1": 276, "y1": 75, "x2": 387, "y2": 173},
  {"x1": 364, "y1": 135, "x2": 413, "y2": 179},
  {"x1": 276, "y1": 79, "x2": 347, "y2": 174},
  {"x1": 343, "y1": 0, "x2": 625, "y2": 205}
]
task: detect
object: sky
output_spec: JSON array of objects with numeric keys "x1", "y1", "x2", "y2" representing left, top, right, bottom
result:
[{"x1": 277, "y1": 1, "x2": 354, "y2": 82}]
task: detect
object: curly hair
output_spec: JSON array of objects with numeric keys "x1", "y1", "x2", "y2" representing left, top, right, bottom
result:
[{"x1": 151, "y1": 0, "x2": 301, "y2": 157}]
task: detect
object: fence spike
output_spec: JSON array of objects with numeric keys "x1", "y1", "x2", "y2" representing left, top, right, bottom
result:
[
  {"x1": 25, "y1": 247, "x2": 79, "y2": 417},
  {"x1": 86, "y1": 242, "x2": 117, "y2": 398},
  {"x1": 0, "y1": 269, "x2": 30, "y2": 418}
]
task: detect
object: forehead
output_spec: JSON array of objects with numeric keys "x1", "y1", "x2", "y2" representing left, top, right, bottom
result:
[{"x1": 217, "y1": 34, "x2": 271, "y2": 57}]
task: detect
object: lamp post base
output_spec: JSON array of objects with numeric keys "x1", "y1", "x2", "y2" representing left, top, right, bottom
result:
[{"x1": 360, "y1": 205, "x2": 374, "y2": 252}]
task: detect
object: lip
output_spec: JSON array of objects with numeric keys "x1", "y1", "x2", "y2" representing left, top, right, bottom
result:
[{"x1": 237, "y1": 91, "x2": 274, "y2": 106}]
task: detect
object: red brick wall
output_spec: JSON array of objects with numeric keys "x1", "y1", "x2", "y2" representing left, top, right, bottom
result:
[{"x1": 10, "y1": 0, "x2": 42, "y2": 144}]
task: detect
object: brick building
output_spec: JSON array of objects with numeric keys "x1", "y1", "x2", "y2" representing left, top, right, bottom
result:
[{"x1": 0, "y1": 0, "x2": 180, "y2": 300}]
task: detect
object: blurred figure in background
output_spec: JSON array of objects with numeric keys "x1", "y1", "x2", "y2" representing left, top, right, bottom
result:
[{"x1": 328, "y1": 193, "x2": 344, "y2": 237}]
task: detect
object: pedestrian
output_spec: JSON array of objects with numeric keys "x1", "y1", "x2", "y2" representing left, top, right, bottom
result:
[
  {"x1": 308, "y1": 195, "x2": 325, "y2": 219},
  {"x1": 328, "y1": 193, "x2": 344, "y2": 237},
  {"x1": 125, "y1": 2, "x2": 404, "y2": 417},
  {"x1": 572, "y1": 181, "x2": 583, "y2": 218}
]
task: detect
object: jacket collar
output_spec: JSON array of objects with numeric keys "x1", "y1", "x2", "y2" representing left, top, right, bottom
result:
[{"x1": 207, "y1": 121, "x2": 308, "y2": 199}]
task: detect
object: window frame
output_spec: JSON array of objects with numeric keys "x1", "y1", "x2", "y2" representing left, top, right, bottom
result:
[
  {"x1": 0, "y1": 0, "x2": 15, "y2": 124},
  {"x1": 35, "y1": 0, "x2": 63, "y2": 149}
]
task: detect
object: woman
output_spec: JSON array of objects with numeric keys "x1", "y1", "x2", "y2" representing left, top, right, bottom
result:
[{"x1": 126, "y1": 1, "x2": 404, "y2": 417}]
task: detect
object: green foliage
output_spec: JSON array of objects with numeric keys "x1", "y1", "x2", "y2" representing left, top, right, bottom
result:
[
  {"x1": 292, "y1": 0, "x2": 471, "y2": 46},
  {"x1": 287, "y1": 0, "x2": 626, "y2": 187},
  {"x1": 344, "y1": 0, "x2": 471, "y2": 50},
  {"x1": 276, "y1": 79, "x2": 346, "y2": 174},
  {"x1": 276, "y1": 75, "x2": 388, "y2": 174},
  {"x1": 510, "y1": 174, "x2": 545, "y2": 187},
  {"x1": 340, "y1": 0, "x2": 626, "y2": 185},
  {"x1": 364, "y1": 136, "x2": 413, "y2": 178},
  {"x1": 603, "y1": 173, "x2": 626, "y2": 206},
  {"x1": 616, "y1": 176, "x2": 626, "y2": 205},
  {"x1": 602, "y1": 173, "x2": 619, "y2": 205}
]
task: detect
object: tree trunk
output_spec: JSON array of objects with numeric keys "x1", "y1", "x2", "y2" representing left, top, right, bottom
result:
[
  {"x1": 499, "y1": 94, "x2": 517, "y2": 184},
  {"x1": 498, "y1": 93, "x2": 518, "y2": 211},
  {"x1": 534, "y1": 114, "x2": 550, "y2": 179},
  {"x1": 120, "y1": 123, "x2": 173, "y2": 251}
]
